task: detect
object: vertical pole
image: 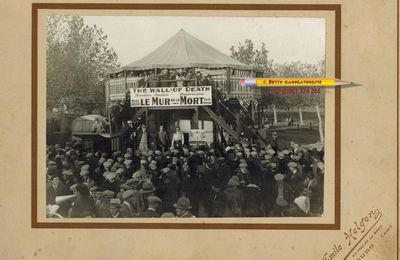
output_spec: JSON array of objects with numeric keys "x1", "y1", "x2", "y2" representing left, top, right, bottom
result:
[
  {"x1": 106, "y1": 74, "x2": 112, "y2": 134},
  {"x1": 258, "y1": 100, "x2": 261, "y2": 129},
  {"x1": 251, "y1": 100, "x2": 255, "y2": 125},
  {"x1": 193, "y1": 107, "x2": 199, "y2": 129},
  {"x1": 145, "y1": 108, "x2": 149, "y2": 127},
  {"x1": 226, "y1": 67, "x2": 231, "y2": 95}
]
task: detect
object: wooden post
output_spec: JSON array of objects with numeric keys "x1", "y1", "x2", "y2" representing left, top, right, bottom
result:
[
  {"x1": 259, "y1": 101, "x2": 262, "y2": 128},
  {"x1": 145, "y1": 108, "x2": 149, "y2": 127},
  {"x1": 226, "y1": 68, "x2": 231, "y2": 94},
  {"x1": 251, "y1": 100, "x2": 255, "y2": 125},
  {"x1": 193, "y1": 107, "x2": 199, "y2": 129}
]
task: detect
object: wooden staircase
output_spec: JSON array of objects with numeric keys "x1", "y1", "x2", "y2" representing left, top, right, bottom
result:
[
  {"x1": 201, "y1": 106, "x2": 241, "y2": 141},
  {"x1": 213, "y1": 89, "x2": 269, "y2": 146}
]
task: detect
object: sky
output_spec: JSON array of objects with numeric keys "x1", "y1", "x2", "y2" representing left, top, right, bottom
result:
[{"x1": 83, "y1": 16, "x2": 325, "y2": 67}]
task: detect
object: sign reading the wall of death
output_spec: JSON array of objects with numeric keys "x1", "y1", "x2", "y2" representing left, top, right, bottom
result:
[{"x1": 130, "y1": 86, "x2": 213, "y2": 107}]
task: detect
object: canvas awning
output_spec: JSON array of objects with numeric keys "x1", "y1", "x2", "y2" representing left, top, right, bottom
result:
[{"x1": 110, "y1": 29, "x2": 254, "y2": 73}]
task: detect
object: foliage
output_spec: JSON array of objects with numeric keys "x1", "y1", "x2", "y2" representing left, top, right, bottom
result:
[
  {"x1": 230, "y1": 40, "x2": 326, "y2": 111},
  {"x1": 47, "y1": 16, "x2": 120, "y2": 115},
  {"x1": 230, "y1": 39, "x2": 274, "y2": 76}
]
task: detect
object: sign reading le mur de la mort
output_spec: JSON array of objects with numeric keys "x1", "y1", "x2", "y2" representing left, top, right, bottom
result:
[{"x1": 130, "y1": 86, "x2": 213, "y2": 107}]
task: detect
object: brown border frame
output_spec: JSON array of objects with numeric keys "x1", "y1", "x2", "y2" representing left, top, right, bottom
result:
[{"x1": 32, "y1": 3, "x2": 342, "y2": 229}]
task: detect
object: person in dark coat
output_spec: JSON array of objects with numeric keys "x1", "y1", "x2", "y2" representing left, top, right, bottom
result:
[
  {"x1": 52, "y1": 175, "x2": 71, "y2": 196},
  {"x1": 156, "y1": 125, "x2": 169, "y2": 153},
  {"x1": 271, "y1": 174, "x2": 294, "y2": 217},
  {"x1": 158, "y1": 166, "x2": 179, "y2": 213},
  {"x1": 214, "y1": 157, "x2": 231, "y2": 189},
  {"x1": 270, "y1": 131, "x2": 279, "y2": 151},
  {"x1": 139, "y1": 196, "x2": 162, "y2": 218},
  {"x1": 68, "y1": 184, "x2": 95, "y2": 218},
  {"x1": 223, "y1": 178, "x2": 244, "y2": 217},
  {"x1": 120, "y1": 189, "x2": 145, "y2": 217},
  {"x1": 243, "y1": 180, "x2": 263, "y2": 217},
  {"x1": 259, "y1": 161, "x2": 276, "y2": 217},
  {"x1": 206, "y1": 179, "x2": 226, "y2": 217}
]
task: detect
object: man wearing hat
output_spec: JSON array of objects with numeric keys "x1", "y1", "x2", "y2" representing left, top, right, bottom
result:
[
  {"x1": 286, "y1": 161, "x2": 304, "y2": 192},
  {"x1": 125, "y1": 120, "x2": 135, "y2": 148},
  {"x1": 123, "y1": 159, "x2": 136, "y2": 180},
  {"x1": 120, "y1": 189, "x2": 145, "y2": 217},
  {"x1": 111, "y1": 154, "x2": 125, "y2": 172},
  {"x1": 96, "y1": 189, "x2": 114, "y2": 217},
  {"x1": 139, "y1": 196, "x2": 162, "y2": 218},
  {"x1": 271, "y1": 131, "x2": 279, "y2": 151},
  {"x1": 108, "y1": 198, "x2": 125, "y2": 218},
  {"x1": 243, "y1": 178, "x2": 263, "y2": 217},
  {"x1": 271, "y1": 173, "x2": 294, "y2": 217},
  {"x1": 158, "y1": 166, "x2": 179, "y2": 213},
  {"x1": 147, "y1": 70, "x2": 159, "y2": 88},
  {"x1": 139, "y1": 181, "x2": 157, "y2": 210},
  {"x1": 102, "y1": 171, "x2": 120, "y2": 193},
  {"x1": 68, "y1": 184, "x2": 95, "y2": 218},
  {"x1": 174, "y1": 197, "x2": 195, "y2": 218},
  {"x1": 234, "y1": 162, "x2": 251, "y2": 187},
  {"x1": 223, "y1": 178, "x2": 244, "y2": 217},
  {"x1": 206, "y1": 179, "x2": 226, "y2": 217}
]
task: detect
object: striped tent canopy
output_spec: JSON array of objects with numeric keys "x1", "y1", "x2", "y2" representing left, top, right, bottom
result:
[{"x1": 110, "y1": 29, "x2": 254, "y2": 73}]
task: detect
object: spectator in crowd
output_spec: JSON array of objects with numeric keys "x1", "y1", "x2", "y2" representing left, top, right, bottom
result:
[
  {"x1": 159, "y1": 69, "x2": 170, "y2": 88},
  {"x1": 174, "y1": 197, "x2": 195, "y2": 218},
  {"x1": 93, "y1": 118, "x2": 105, "y2": 133},
  {"x1": 67, "y1": 183, "x2": 95, "y2": 218},
  {"x1": 147, "y1": 71, "x2": 158, "y2": 88},
  {"x1": 139, "y1": 196, "x2": 162, "y2": 218},
  {"x1": 176, "y1": 70, "x2": 186, "y2": 87}
]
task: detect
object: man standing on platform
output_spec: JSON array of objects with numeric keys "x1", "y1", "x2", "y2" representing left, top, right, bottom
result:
[
  {"x1": 156, "y1": 125, "x2": 168, "y2": 153},
  {"x1": 126, "y1": 120, "x2": 135, "y2": 148},
  {"x1": 171, "y1": 126, "x2": 184, "y2": 149}
]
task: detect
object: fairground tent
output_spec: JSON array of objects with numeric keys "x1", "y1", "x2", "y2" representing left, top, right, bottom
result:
[{"x1": 112, "y1": 29, "x2": 254, "y2": 72}]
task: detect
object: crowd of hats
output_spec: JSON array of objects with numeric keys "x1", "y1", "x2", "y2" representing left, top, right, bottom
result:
[{"x1": 46, "y1": 139, "x2": 324, "y2": 218}]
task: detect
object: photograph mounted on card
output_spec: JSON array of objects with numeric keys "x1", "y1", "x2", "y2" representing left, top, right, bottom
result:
[{"x1": 33, "y1": 4, "x2": 340, "y2": 228}]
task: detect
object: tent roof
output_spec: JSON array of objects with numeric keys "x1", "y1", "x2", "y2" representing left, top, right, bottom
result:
[{"x1": 111, "y1": 29, "x2": 254, "y2": 73}]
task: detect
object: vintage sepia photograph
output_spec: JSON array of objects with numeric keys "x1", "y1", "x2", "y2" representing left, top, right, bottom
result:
[{"x1": 45, "y1": 15, "x2": 326, "y2": 219}]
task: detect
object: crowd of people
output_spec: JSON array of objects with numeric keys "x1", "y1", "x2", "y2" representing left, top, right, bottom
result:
[{"x1": 46, "y1": 129, "x2": 324, "y2": 219}]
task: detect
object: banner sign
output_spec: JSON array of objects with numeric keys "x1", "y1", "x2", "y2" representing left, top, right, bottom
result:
[
  {"x1": 189, "y1": 129, "x2": 207, "y2": 146},
  {"x1": 130, "y1": 86, "x2": 212, "y2": 107}
]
